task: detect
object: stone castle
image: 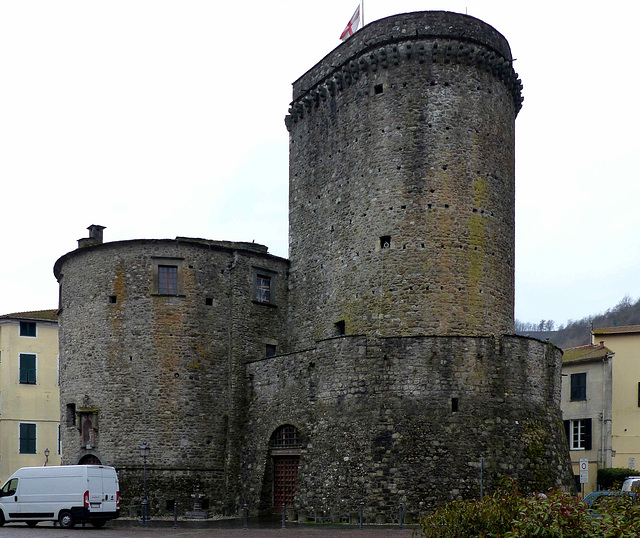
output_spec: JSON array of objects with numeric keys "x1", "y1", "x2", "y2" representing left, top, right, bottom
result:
[{"x1": 54, "y1": 11, "x2": 574, "y2": 520}]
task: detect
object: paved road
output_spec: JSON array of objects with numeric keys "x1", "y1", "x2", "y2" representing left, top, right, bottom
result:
[{"x1": 0, "y1": 520, "x2": 418, "y2": 537}]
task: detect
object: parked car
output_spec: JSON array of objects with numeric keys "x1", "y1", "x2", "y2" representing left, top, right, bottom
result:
[
  {"x1": 583, "y1": 490, "x2": 627, "y2": 509},
  {"x1": 0, "y1": 465, "x2": 120, "y2": 528},
  {"x1": 621, "y1": 476, "x2": 640, "y2": 492}
]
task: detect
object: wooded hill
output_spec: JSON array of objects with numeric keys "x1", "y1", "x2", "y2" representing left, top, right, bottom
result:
[{"x1": 515, "y1": 295, "x2": 640, "y2": 350}]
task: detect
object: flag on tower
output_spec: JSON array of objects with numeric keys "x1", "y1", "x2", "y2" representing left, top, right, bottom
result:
[{"x1": 340, "y1": 5, "x2": 361, "y2": 41}]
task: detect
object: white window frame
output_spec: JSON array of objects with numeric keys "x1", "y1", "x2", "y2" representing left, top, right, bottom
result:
[{"x1": 570, "y1": 419, "x2": 587, "y2": 450}]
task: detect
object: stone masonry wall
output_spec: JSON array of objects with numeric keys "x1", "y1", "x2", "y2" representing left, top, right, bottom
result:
[
  {"x1": 54, "y1": 238, "x2": 288, "y2": 513},
  {"x1": 242, "y1": 334, "x2": 574, "y2": 518},
  {"x1": 287, "y1": 12, "x2": 521, "y2": 348}
]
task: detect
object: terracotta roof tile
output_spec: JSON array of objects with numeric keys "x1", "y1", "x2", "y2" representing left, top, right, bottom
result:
[
  {"x1": 0, "y1": 309, "x2": 58, "y2": 322},
  {"x1": 562, "y1": 344, "x2": 613, "y2": 363},
  {"x1": 592, "y1": 325, "x2": 640, "y2": 335}
]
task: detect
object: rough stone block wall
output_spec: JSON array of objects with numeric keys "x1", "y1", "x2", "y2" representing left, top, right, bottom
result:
[
  {"x1": 287, "y1": 12, "x2": 521, "y2": 348},
  {"x1": 55, "y1": 238, "x2": 288, "y2": 512},
  {"x1": 242, "y1": 335, "x2": 574, "y2": 518}
]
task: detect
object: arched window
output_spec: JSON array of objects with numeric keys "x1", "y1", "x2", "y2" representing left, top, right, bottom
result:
[
  {"x1": 78, "y1": 454, "x2": 102, "y2": 465},
  {"x1": 271, "y1": 424, "x2": 300, "y2": 449}
]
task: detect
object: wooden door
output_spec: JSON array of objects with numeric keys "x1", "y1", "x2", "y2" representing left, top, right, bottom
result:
[{"x1": 273, "y1": 455, "x2": 299, "y2": 508}]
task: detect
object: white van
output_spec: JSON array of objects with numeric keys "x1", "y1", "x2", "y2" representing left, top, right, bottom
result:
[{"x1": 0, "y1": 465, "x2": 120, "y2": 528}]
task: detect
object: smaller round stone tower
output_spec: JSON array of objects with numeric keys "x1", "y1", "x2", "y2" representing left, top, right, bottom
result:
[
  {"x1": 54, "y1": 230, "x2": 289, "y2": 513},
  {"x1": 286, "y1": 11, "x2": 522, "y2": 348}
]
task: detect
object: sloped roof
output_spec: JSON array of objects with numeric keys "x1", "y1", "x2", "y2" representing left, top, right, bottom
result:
[
  {"x1": 0, "y1": 309, "x2": 58, "y2": 322},
  {"x1": 592, "y1": 325, "x2": 640, "y2": 336},
  {"x1": 562, "y1": 344, "x2": 613, "y2": 363}
]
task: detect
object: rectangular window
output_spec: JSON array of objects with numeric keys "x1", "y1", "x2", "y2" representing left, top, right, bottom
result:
[
  {"x1": 570, "y1": 373, "x2": 587, "y2": 401},
  {"x1": 66, "y1": 403, "x2": 76, "y2": 427},
  {"x1": 266, "y1": 344, "x2": 277, "y2": 358},
  {"x1": 19, "y1": 321, "x2": 36, "y2": 337},
  {"x1": 158, "y1": 265, "x2": 178, "y2": 295},
  {"x1": 256, "y1": 275, "x2": 271, "y2": 303},
  {"x1": 19, "y1": 354, "x2": 37, "y2": 384},
  {"x1": 252, "y1": 267, "x2": 276, "y2": 305},
  {"x1": 564, "y1": 418, "x2": 592, "y2": 450},
  {"x1": 19, "y1": 423, "x2": 37, "y2": 454}
]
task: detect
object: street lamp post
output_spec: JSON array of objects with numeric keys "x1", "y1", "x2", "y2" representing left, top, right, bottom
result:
[{"x1": 139, "y1": 443, "x2": 151, "y2": 525}]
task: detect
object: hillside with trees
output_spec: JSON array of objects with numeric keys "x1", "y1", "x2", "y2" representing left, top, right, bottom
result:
[{"x1": 515, "y1": 295, "x2": 640, "y2": 349}]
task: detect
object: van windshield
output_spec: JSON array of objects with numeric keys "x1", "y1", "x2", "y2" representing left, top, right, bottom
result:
[{"x1": 0, "y1": 478, "x2": 18, "y2": 496}]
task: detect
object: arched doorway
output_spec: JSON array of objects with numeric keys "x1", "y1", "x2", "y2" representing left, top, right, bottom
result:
[
  {"x1": 270, "y1": 425, "x2": 300, "y2": 509},
  {"x1": 78, "y1": 454, "x2": 102, "y2": 465}
]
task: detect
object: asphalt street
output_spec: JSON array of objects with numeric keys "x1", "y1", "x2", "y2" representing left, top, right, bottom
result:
[{"x1": 0, "y1": 520, "x2": 418, "y2": 537}]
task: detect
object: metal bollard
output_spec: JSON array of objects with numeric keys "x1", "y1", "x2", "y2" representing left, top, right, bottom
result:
[
  {"x1": 399, "y1": 502, "x2": 404, "y2": 529},
  {"x1": 243, "y1": 503, "x2": 248, "y2": 530},
  {"x1": 282, "y1": 503, "x2": 287, "y2": 528},
  {"x1": 359, "y1": 501, "x2": 364, "y2": 529},
  {"x1": 173, "y1": 501, "x2": 178, "y2": 528},
  {"x1": 141, "y1": 498, "x2": 150, "y2": 526}
]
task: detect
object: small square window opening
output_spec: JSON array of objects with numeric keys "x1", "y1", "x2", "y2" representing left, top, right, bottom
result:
[{"x1": 20, "y1": 321, "x2": 36, "y2": 337}]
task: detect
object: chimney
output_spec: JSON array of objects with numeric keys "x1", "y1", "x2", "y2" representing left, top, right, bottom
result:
[{"x1": 78, "y1": 225, "x2": 106, "y2": 248}]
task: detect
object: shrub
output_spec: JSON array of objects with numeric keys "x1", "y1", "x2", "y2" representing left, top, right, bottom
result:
[
  {"x1": 416, "y1": 477, "x2": 640, "y2": 537},
  {"x1": 597, "y1": 467, "x2": 638, "y2": 490}
]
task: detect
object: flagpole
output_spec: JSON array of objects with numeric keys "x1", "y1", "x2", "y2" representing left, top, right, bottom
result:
[{"x1": 361, "y1": 0, "x2": 364, "y2": 27}]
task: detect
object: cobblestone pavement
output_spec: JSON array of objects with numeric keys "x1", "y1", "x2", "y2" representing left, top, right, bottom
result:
[{"x1": 0, "y1": 520, "x2": 418, "y2": 537}]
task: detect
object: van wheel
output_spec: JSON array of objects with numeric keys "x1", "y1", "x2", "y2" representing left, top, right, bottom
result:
[
  {"x1": 58, "y1": 510, "x2": 75, "y2": 529},
  {"x1": 26, "y1": 521, "x2": 38, "y2": 527},
  {"x1": 0, "y1": 511, "x2": 4, "y2": 526},
  {"x1": 91, "y1": 519, "x2": 107, "y2": 528}
]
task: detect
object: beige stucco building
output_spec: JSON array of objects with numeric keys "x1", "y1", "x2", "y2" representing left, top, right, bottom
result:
[
  {"x1": 592, "y1": 325, "x2": 640, "y2": 473},
  {"x1": 0, "y1": 310, "x2": 61, "y2": 483},
  {"x1": 561, "y1": 343, "x2": 614, "y2": 494}
]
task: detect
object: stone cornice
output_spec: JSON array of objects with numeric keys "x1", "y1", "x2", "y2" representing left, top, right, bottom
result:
[
  {"x1": 286, "y1": 12, "x2": 523, "y2": 129},
  {"x1": 286, "y1": 36, "x2": 523, "y2": 128}
]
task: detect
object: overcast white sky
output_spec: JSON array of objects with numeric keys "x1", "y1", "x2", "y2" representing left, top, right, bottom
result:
[{"x1": 1, "y1": 1, "x2": 638, "y2": 328}]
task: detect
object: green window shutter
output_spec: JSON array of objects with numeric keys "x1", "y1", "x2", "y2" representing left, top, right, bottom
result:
[
  {"x1": 19, "y1": 354, "x2": 36, "y2": 384},
  {"x1": 19, "y1": 423, "x2": 36, "y2": 454}
]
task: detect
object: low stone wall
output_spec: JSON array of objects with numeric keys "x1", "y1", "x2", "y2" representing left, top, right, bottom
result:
[{"x1": 242, "y1": 334, "x2": 573, "y2": 517}]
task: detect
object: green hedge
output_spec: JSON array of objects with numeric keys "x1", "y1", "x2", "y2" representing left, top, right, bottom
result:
[
  {"x1": 417, "y1": 476, "x2": 640, "y2": 537},
  {"x1": 597, "y1": 467, "x2": 638, "y2": 490}
]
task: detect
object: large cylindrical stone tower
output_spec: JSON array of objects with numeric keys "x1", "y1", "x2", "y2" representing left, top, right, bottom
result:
[{"x1": 287, "y1": 11, "x2": 522, "y2": 347}]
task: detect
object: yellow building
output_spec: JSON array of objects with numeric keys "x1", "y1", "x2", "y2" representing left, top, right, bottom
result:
[
  {"x1": 592, "y1": 325, "x2": 640, "y2": 473},
  {"x1": 0, "y1": 310, "x2": 60, "y2": 483}
]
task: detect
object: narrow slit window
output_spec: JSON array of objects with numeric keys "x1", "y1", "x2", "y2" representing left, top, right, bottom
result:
[{"x1": 334, "y1": 320, "x2": 346, "y2": 336}]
